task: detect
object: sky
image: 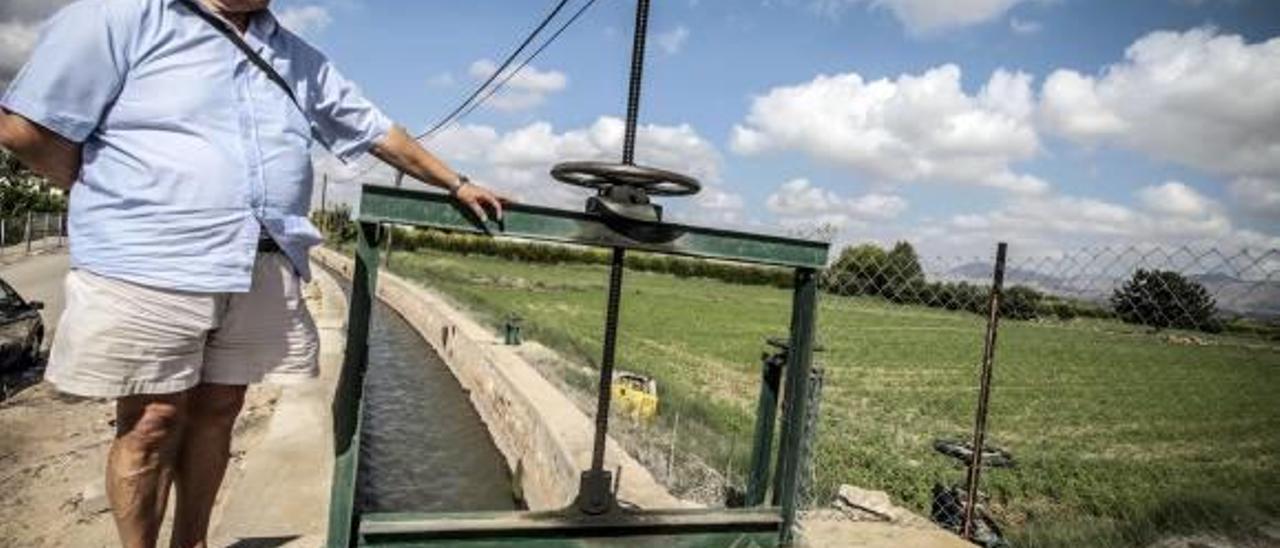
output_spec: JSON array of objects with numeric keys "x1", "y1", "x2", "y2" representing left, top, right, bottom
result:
[{"x1": 3, "y1": 0, "x2": 1279, "y2": 258}]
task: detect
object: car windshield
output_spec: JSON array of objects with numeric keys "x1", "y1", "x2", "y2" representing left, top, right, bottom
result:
[{"x1": 0, "y1": 279, "x2": 20, "y2": 310}]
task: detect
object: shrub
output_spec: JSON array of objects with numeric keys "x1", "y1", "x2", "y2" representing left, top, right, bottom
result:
[{"x1": 1111, "y1": 269, "x2": 1220, "y2": 332}]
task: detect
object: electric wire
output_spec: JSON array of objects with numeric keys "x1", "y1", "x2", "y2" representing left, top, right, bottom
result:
[
  {"x1": 334, "y1": 0, "x2": 593, "y2": 186},
  {"x1": 417, "y1": 0, "x2": 572, "y2": 139},
  {"x1": 447, "y1": 0, "x2": 600, "y2": 134}
]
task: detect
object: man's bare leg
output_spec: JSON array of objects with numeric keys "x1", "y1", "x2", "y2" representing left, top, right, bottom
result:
[
  {"x1": 109, "y1": 391, "x2": 190, "y2": 548},
  {"x1": 170, "y1": 383, "x2": 247, "y2": 548}
]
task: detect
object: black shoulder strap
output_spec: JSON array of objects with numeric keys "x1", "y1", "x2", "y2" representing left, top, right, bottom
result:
[{"x1": 180, "y1": 0, "x2": 304, "y2": 115}]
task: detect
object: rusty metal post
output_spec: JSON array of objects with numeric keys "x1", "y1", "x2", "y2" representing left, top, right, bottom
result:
[{"x1": 961, "y1": 242, "x2": 1007, "y2": 539}]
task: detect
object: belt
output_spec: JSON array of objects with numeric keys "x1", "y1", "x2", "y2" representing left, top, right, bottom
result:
[{"x1": 258, "y1": 237, "x2": 281, "y2": 253}]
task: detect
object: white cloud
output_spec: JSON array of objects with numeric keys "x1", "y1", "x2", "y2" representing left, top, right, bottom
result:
[
  {"x1": 911, "y1": 183, "x2": 1272, "y2": 257},
  {"x1": 365, "y1": 117, "x2": 741, "y2": 219},
  {"x1": 276, "y1": 5, "x2": 332, "y2": 36},
  {"x1": 1136, "y1": 181, "x2": 1215, "y2": 218},
  {"x1": 1009, "y1": 16, "x2": 1041, "y2": 35},
  {"x1": 811, "y1": 0, "x2": 1031, "y2": 34},
  {"x1": 656, "y1": 26, "x2": 691, "y2": 55},
  {"x1": 732, "y1": 65, "x2": 1048, "y2": 194},
  {"x1": 1039, "y1": 28, "x2": 1280, "y2": 183},
  {"x1": 467, "y1": 58, "x2": 568, "y2": 112},
  {"x1": 766, "y1": 178, "x2": 907, "y2": 228},
  {"x1": 1228, "y1": 178, "x2": 1280, "y2": 220}
]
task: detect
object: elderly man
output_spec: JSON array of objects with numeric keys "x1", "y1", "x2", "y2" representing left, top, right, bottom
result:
[{"x1": 0, "y1": 0, "x2": 506, "y2": 546}]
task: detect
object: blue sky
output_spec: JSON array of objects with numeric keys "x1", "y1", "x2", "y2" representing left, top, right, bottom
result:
[{"x1": 5, "y1": 0, "x2": 1279, "y2": 256}]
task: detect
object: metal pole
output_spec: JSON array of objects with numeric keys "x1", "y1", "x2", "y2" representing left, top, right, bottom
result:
[
  {"x1": 621, "y1": 0, "x2": 651, "y2": 165},
  {"x1": 961, "y1": 242, "x2": 1007, "y2": 539},
  {"x1": 579, "y1": 247, "x2": 627, "y2": 512},
  {"x1": 321, "y1": 173, "x2": 329, "y2": 213},
  {"x1": 43, "y1": 212, "x2": 51, "y2": 250},
  {"x1": 1, "y1": 217, "x2": 7, "y2": 257},
  {"x1": 777, "y1": 268, "x2": 819, "y2": 545},
  {"x1": 575, "y1": 0, "x2": 650, "y2": 516},
  {"x1": 57, "y1": 213, "x2": 64, "y2": 248},
  {"x1": 327, "y1": 221, "x2": 380, "y2": 548},
  {"x1": 24, "y1": 211, "x2": 33, "y2": 254},
  {"x1": 746, "y1": 347, "x2": 785, "y2": 506}
]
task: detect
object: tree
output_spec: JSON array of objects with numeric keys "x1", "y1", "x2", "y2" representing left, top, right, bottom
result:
[
  {"x1": 1, "y1": 149, "x2": 66, "y2": 218},
  {"x1": 826, "y1": 243, "x2": 890, "y2": 296},
  {"x1": 883, "y1": 240, "x2": 925, "y2": 299},
  {"x1": 1111, "y1": 269, "x2": 1219, "y2": 332}
]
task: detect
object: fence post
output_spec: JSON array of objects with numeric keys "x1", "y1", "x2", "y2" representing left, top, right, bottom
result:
[
  {"x1": 1, "y1": 217, "x2": 6, "y2": 258},
  {"x1": 746, "y1": 345, "x2": 786, "y2": 506},
  {"x1": 24, "y1": 211, "x2": 33, "y2": 254},
  {"x1": 776, "y1": 268, "x2": 819, "y2": 545},
  {"x1": 797, "y1": 366, "x2": 825, "y2": 511},
  {"x1": 961, "y1": 242, "x2": 1007, "y2": 540}
]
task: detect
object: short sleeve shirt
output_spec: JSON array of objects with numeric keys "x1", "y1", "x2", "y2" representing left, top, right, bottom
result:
[{"x1": 0, "y1": 0, "x2": 393, "y2": 292}]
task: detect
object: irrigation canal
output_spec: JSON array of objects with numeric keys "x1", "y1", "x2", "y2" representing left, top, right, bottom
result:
[{"x1": 357, "y1": 298, "x2": 520, "y2": 513}]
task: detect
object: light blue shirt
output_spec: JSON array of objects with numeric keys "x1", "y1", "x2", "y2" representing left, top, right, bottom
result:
[{"x1": 1, "y1": 0, "x2": 393, "y2": 292}]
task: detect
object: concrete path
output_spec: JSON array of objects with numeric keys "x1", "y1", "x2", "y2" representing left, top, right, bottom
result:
[
  {"x1": 0, "y1": 251, "x2": 70, "y2": 349},
  {"x1": 211, "y1": 263, "x2": 348, "y2": 548}
]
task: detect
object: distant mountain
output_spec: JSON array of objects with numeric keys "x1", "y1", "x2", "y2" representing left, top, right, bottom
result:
[{"x1": 937, "y1": 264, "x2": 1279, "y2": 319}]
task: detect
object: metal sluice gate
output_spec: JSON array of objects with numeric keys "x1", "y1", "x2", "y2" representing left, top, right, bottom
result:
[{"x1": 327, "y1": 1, "x2": 831, "y2": 545}]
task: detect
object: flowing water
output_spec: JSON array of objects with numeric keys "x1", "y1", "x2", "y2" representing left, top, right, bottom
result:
[{"x1": 358, "y1": 301, "x2": 520, "y2": 513}]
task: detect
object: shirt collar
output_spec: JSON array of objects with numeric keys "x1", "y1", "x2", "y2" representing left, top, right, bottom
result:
[{"x1": 250, "y1": 10, "x2": 280, "y2": 40}]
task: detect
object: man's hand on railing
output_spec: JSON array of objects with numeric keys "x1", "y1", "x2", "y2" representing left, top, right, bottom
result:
[{"x1": 452, "y1": 180, "x2": 508, "y2": 223}]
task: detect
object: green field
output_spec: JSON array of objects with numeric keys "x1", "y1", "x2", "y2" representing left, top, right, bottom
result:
[{"x1": 377, "y1": 246, "x2": 1280, "y2": 547}]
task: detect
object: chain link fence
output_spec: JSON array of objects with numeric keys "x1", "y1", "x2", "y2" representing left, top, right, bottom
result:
[
  {"x1": 0, "y1": 211, "x2": 67, "y2": 263},
  {"x1": 802, "y1": 242, "x2": 1279, "y2": 547},
  {"x1": 314, "y1": 211, "x2": 1279, "y2": 547}
]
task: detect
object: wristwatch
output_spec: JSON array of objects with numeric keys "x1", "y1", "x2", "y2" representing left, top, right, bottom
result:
[{"x1": 449, "y1": 173, "x2": 471, "y2": 196}]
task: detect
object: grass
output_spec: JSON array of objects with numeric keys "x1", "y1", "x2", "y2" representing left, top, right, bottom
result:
[{"x1": 375, "y1": 246, "x2": 1280, "y2": 547}]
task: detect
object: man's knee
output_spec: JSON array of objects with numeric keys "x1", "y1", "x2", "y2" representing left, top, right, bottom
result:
[
  {"x1": 187, "y1": 384, "x2": 247, "y2": 427},
  {"x1": 116, "y1": 394, "x2": 188, "y2": 452}
]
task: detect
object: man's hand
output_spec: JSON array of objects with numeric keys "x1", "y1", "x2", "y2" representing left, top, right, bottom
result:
[
  {"x1": 0, "y1": 108, "x2": 81, "y2": 189},
  {"x1": 371, "y1": 126, "x2": 510, "y2": 221},
  {"x1": 453, "y1": 180, "x2": 506, "y2": 223}
]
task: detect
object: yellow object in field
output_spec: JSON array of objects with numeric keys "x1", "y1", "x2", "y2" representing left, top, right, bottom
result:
[{"x1": 612, "y1": 371, "x2": 658, "y2": 421}]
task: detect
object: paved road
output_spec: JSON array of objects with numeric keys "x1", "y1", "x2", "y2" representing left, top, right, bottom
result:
[{"x1": 0, "y1": 252, "x2": 70, "y2": 350}]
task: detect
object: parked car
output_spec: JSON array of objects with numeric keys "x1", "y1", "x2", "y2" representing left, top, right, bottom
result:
[{"x1": 0, "y1": 275, "x2": 44, "y2": 374}]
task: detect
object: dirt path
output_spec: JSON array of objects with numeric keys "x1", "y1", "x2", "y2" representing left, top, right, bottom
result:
[{"x1": 0, "y1": 255, "x2": 329, "y2": 548}]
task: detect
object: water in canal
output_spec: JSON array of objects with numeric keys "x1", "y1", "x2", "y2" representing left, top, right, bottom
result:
[{"x1": 358, "y1": 301, "x2": 520, "y2": 513}]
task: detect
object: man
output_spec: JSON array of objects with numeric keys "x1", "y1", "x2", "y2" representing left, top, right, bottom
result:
[{"x1": 0, "y1": 0, "x2": 506, "y2": 546}]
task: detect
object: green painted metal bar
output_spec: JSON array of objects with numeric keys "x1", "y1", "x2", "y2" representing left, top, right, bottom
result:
[
  {"x1": 745, "y1": 351, "x2": 784, "y2": 506},
  {"x1": 326, "y1": 221, "x2": 381, "y2": 548},
  {"x1": 772, "y1": 269, "x2": 819, "y2": 545},
  {"x1": 357, "y1": 185, "x2": 829, "y2": 269},
  {"x1": 359, "y1": 508, "x2": 783, "y2": 545}
]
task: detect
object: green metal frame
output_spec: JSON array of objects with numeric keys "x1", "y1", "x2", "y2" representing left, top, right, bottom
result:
[{"x1": 328, "y1": 185, "x2": 828, "y2": 547}]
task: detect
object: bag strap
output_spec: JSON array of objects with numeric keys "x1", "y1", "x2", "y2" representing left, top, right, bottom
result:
[{"x1": 180, "y1": 0, "x2": 304, "y2": 115}]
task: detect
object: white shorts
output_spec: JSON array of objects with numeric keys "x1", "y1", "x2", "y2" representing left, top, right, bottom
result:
[{"x1": 45, "y1": 252, "x2": 320, "y2": 398}]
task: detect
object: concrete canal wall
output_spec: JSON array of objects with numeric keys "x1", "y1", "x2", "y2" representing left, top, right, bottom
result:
[{"x1": 311, "y1": 247, "x2": 685, "y2": 511}]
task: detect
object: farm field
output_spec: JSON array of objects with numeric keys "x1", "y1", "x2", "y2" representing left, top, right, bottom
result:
[{"x1": 377, "y1": 246, "x2": 1280, "y2": 547}]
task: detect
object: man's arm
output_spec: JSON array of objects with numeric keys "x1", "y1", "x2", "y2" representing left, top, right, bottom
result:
[
  {"x1": 370, "y1": 125, "x2": 506, "y2": 221},
  {"x1": 0, "y1": 108, "x2": 81, "y2": 189}
]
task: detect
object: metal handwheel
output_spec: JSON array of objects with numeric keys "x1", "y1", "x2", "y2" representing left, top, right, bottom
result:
[{"x1": 551, "y1": 161, "x2": 702, "y2": 197}]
